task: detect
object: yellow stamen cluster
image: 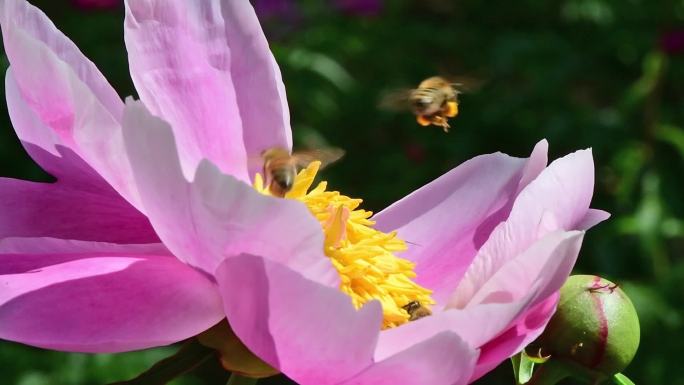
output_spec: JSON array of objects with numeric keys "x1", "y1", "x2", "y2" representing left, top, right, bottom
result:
[{"x1": 254, "y1": 162, "x2": 434, "y2": 329}]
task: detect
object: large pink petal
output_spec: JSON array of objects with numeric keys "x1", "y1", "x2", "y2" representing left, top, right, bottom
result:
[
  {"x1": 124, "y1": 0, "x2": 290, "y2": 180},
  {"x1": 470, "y1": 294, "x2": 558, "y2": 381},
  {"x1": 340, "y1": 332, "x2": 478, "y2": 385},
  {"x1": 0, "y1": 177, "x2": 157, "y2": 243},
  {"x1": 216, "y1": 254, "x2": 382, "y2": 385},
  {"x1": 219, "y1": 0, "x2": 292, "y2": 175},
  {"x1": 3, "y1": 70, "x2": 156, "y2": 243},
  {"x1": 373, "y1": 140, "x2": 548, "y2": 304},
  {"x1": 0, "y1": 0, "x2": 140, "y2": 209},
  {"x1": 463, "y1": 230, "x2": 585, "y2": 380},
  {"x1": 0, "y1": 239, "x2": 223, "y2": 352},
  {"x1": 451, "y1": 149, "x2": 600, "y2": 308},
  {"x1": 121, "y1": 100, "x2": 336, "y2": 284},
  {"x1": 374, "y1": 231, "x2": 583, "y2": 374}
]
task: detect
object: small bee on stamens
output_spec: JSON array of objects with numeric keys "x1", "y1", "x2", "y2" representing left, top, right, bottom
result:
[{"x1": 402, "y1": 300, "x2": 432, "y2": 321}]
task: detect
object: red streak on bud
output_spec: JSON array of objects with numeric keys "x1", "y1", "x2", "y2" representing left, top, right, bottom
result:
[{"x1": 588, "y1": 276, "x2": 609, "y2": 368}]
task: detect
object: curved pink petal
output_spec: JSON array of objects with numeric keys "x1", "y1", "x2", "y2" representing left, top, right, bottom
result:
[
  {"x1": 470, "y1": 294, "x2": 558, "y2": 381},
  {"x1": 121, "y1": 100, "x2": 336, "y2": 284},
  {"x1": 576, "y1": 208, "x2": 611, "y2": 230},
  {"x1": 451, "y1": 149, "x2": 600, "y2": 308},
  {"x1": 124, "y1": 0, "x2": 290, "y2": 180},
  {"x1": 373, "y1": 140, "x2": 548, "y2": 303},
  {"x1": 0, "y1": 0, "x2": 141, "y2": 209},
  {"x1": 0, "y1": 239, "x2": 223, "y2": 352},
  {"x1": 467, "y1": 230, "x2": 584, "y2": 306},
  {"x1": 340, "y1": 332, "x2": 478, "y2": 385},
  {"x1": 3, "y1": 71, "x2": 156, "y2": 243},
  {"x1": 219, "y1": 0, "x2": 292, "y2": 175},
  {"x1": 216, "y1": 254, "x2": 382, "y2": 385},
  {"x1": 375, "y1": 231, "x2": 583, "y2": 378},
  {"x1": 0, "y1": 177, "x2": 157, "y2": 243}
]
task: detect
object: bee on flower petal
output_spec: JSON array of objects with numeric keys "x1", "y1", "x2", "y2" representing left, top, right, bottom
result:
[
  {"x1": 261, "y1": 147, "x2": 345, "y2": 197},
  {"x1": 380, "y1": 76, "x2": 461, "y2": 133},
  {"x1": 403, "y1": 300, "x2": 432, "y2": 321}
]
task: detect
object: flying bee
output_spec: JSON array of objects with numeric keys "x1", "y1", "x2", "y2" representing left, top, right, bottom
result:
[
  {"x1": 403, "y1": 300, "x2": 432, "y2": 321},
  {"x1": 261, "y1": 147, "x2": 345, "y2": 197},
  {"x1": 380, "y1": 76, "x2": 462, "y2": 133}
]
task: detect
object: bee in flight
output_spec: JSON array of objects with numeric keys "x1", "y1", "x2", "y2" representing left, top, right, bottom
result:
[
  {"x1": 382, "y1": 76, "x2": 462, "y2": 133},
  {"x1": 403, "y1": 300, "x2": 432, "y2": 321},
  {"x1": 261, "y1": 147, "x2": 345, "y2": 197}
]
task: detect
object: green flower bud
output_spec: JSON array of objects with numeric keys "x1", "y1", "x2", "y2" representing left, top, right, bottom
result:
[{"x1": 537, "y1": 275, "x2": 640, "y2": 381}]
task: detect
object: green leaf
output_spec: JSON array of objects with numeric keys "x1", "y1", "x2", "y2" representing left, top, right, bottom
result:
[
  {"x1": 107, "y1": 339, "x2": 214, "y2": 385},
  {"x1": 613, "y1": 373, "x2": 636, "y2": 385},
  {"x1": 511, "y1": 351, "x2": 537, "y2": 384}
]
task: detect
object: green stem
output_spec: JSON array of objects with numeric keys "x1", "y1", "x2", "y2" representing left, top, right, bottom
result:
[
  {"x1": 527, "y1": 360, "x2": 571, "y2": 385},
  {"x1": 226, "y1": 374, "x2": 258, "y2": 385}
]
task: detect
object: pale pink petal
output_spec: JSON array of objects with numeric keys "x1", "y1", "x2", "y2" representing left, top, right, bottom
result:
[
  {"x1": 375, "y1": 231, "x2": 584, "y2": 368},
  {"x1": 340, "y1": 332, "x2": 478, "y2": 385},
  {"x1": 576, "y1": 208, "x2": 611, "y2": 230},
  {"x1": 0, "y1": 241, "x2": 223, "y2": 352},
  {"x1": 462, "y1": 230, "x2": 585, "y2": 379},
  {"x1": 470, "y1": 294, "x2": 558, "y2": 381},
  {"x1": 0, "y1": 178, "x2": 157, "y2": 243},
  {"x1": 219, "y1": 0, "x2": 292, "y2": 176},
  {"x1": 124, "y1": 0, "x2": 289, "y2": 181},
  {"x1": 216, "y1": 254, "x2": 382, "y2": 385},
  {"x1": 3, "y1": 70, "x2": 155, "y2": 243},
  {"x1": 122, "y1": 100, "x2": 336, "y2": 284},
  {"x1": 0, "y1": 1, "x2": 141, "y2": 209},
  {"x1": 467, "y1": 230, "x2": 585, "y2": 305},
  {"x1": 373, "y1": 140, "x2": 548, "y2": 303},
  {"x1": 451, "y1": 149, "x2": 597, "y2": 307}
]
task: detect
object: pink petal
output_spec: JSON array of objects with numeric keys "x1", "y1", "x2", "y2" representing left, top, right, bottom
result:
[
  {"x1": 4, "y1": 70, "x2": 156, "y2": 243},
  {"x1": 375, "y1": 231, "x2": 584, "y2": 372},
  {"x1": 451, "y1": 149, "x2": 599, "y2": 308},
  {"x1": 462, "y1": 230, "x2": 584, "y2": 379},
  {"x1": 122, "y1": 100, "x2": 336, "y2": 284},
  {"x1": 0, "y1": 177, "x2": 157, "y2": 243},
  {"x1": 340, "y1": 332, "x2": 478, "y2": 385},
  {"x1": 124, "y1": 0, "x2": 290, "y2": 180},
  {"x1": 219, "y1": 0, "x2": 292, "y2": 175},
  {"x1": 0, "y1": 1, "x2": 141, "y2": 209},
  {"x1": 467, "y1": 230, "x2": 585, "y2": 306},
  {"x1": 576, "y1": 208, "x2": 611, "y2": 230},
  {"x1": 216, "y1": 254, "x2": 382, "y2": 385},
  {"x1": 0, "y1": 239, "x2": 224, "y2": 352},
  {"x1": 373, "y1": 140, "x2": 548, "y2": 304},
  {"x1": 470, "y1": 294, "x2": 558, "y2": 381}
]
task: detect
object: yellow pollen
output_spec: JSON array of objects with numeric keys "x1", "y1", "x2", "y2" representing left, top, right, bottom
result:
[{"x1": 254, "y1": 161, "x2": 435, "y2": 329}]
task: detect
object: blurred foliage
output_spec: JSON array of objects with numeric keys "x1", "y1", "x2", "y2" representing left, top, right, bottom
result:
[{"x1": 1, "y1": 0, "x2": 683, "y2": 384}]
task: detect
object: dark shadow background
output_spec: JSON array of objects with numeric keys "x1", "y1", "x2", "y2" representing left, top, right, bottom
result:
[{"x1": 1, "y1": 0, "x2": 683, "y2": 384}]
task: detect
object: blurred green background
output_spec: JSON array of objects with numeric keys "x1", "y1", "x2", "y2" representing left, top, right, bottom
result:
[{"x1": 1, "y1": 0, "x2": 683, "y2": 384}]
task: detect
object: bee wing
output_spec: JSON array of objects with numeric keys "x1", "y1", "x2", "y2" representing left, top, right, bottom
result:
[
  {"x1": 292, "y1": 148, "x2": 345, "y2": 170},
  {"x1": 378, "y1": 88, "x2": 414, "y2": 111},
  {"x1": 445, "y1": 75, "x2": 486, "y2": 93}
]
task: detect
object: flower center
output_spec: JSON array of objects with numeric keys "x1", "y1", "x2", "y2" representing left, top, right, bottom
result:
[{"x1": 254, "y1": 161, "x2": 434, "y2": 329}]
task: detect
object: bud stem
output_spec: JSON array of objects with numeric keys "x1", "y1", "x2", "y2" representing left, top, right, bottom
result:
[
  {"x1": 227, "y1": 374, "x2": 258, "y2": 385},
  {"x1": 527, "y1": 360, "x2": 571, "y2": 385}
]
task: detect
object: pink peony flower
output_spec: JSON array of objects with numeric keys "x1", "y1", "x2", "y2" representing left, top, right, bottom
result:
[{"x1": 0, "y1": 0, "x2": 608, "y2": 384}]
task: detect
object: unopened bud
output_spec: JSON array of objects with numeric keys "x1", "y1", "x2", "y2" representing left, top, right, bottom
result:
[{"x1": 536, "y1": 275, "x2": 640, "y2": 380}]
